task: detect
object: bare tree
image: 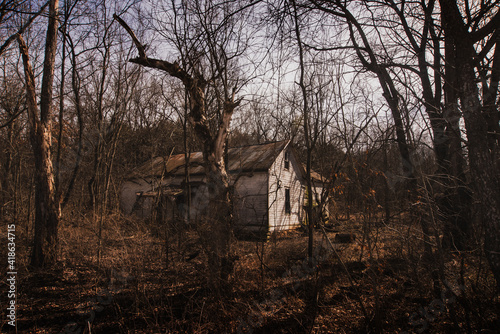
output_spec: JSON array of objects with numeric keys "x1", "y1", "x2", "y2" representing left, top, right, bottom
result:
[
  {"x1": 366, "y1": 0, "x2": 472, "y2": 250},
  {"x1": 439, "y1": 0, "x2": 500, "y2": 287},
  {"x1": 115, "y1": 0, "x2": 257, "y2": 288},
  {"x1": 17, "y1": 0, "x2": 60, "y2": 268},
  {"x1": 304, "y1": 0, "x2": 445, "y2": 296},
  {"x1": 290, "y1": 0, "x2": 315, "y2": 262},
  {"x1": 289, "y1": 0, "x2": 342, "y2": 261},
  {"x1": 310, "y1": 1, "x2": 417, "y2": 191},
  {"x1": 306, "y1": 0, "x2": 500, "y2": 288}
]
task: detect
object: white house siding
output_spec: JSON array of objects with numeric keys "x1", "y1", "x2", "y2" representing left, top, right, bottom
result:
[
  {"x1": 120, "y1": 141, "x2": 328, "y2": 233},
  {"x1": 268, "y1": 147, "x2": 304, "y2": 232},
  {"x1": 313, "y1": 185, "x2": 325, "y2": 207},
  {"x1": 232, "y1": 173, "x2": 269, "y2": 234}
]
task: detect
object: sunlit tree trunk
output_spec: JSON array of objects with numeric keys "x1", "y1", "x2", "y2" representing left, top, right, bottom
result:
[{"x1": 18, "y1": 0, "x2": 60, "y2": 268}]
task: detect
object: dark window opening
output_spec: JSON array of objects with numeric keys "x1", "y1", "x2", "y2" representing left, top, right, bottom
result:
[
  {"x1": 285, "y1": 188, "x2": 291, "y2": 214},
  {"x1": 284, "y1": 151, "x2": 290, "y2": 169}
]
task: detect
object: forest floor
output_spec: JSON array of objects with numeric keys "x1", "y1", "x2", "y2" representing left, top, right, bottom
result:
[{"x1": 1, "y1": 213, "x2": 499, "y2": 333}]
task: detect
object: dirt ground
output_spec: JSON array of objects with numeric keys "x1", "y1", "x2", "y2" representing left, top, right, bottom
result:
[{"x1": 1, "y1": 213, "x2": 499, "y2": 333}]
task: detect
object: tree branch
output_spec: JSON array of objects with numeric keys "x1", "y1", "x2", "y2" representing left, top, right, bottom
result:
[
  {"x1": 17, "y1": 34, "x2": 39, "y2": 131},
  {"x1": 0, "y1": 1, "x2": 50, "y2": 57},
  {"x1": 112, "y1": 13, "x2": 146, "y2": 58}
]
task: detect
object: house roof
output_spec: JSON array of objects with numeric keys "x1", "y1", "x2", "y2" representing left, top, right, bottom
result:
[
  {"x1": 129, "y1": 140, "x2": 290, "y2": 179},
  {"x1": 300, "y1": 163, "x2": 328, "y2": 184}
]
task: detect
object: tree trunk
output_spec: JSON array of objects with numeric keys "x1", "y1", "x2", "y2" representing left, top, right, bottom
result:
[
  {"x1": 200, "y1": 101, "x2": 236, "y2": 286},
  {"x1": 291, "y1": 0, "x2": 316, "y2": 263},
  {"x1": 439, "y1": 0, "x2": 500, "y2": 287},
  {"x1": 460, "y1": 67, "x2": 500, "y2": 287},
  {"x1": 430, "y1": 29, "x2": 470, "y2": 251},
  {"x1": 115, "y1": 11, "x2": 242, "y2": 289},
  {"x1": 30, "y1": 125, "x2": 60, "y2": 267},
  {"x1": 1, "y1": 123, "x2": 12, "y2": 220},
  {"x1": 18, "y1": 0, "x2": 60, "y2": 268}
]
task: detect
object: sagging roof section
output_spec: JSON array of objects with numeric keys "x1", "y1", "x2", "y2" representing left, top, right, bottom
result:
[{"x1": 129, "y1": 140, "x2": 289, "y2": 179}]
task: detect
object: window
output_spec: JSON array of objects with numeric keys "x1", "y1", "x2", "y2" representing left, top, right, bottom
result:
[
  {"x1": 285, "y1": 188, "x2": 291, "y2": 214},
  {"x1": 284, "y1": 151, "x2": 290, "y2": 169}
]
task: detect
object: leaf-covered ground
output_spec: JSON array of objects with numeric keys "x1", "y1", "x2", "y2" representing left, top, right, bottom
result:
[{"x1": 1, "y1": 214, "x2": 499, "y2": 333}]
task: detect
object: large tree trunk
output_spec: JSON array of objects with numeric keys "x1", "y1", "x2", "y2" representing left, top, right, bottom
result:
[
  {"x1": 440, "y1": 0, "x2": 500, "y2": 287},
  {"x1": 460, "y1": 69, "x2": 500, "y2": 287},
  {"x1": 434, "y1": 30, "x2": 471, "y2": 251},
  {"x1": 18, "y1": 0, "x2": 60, "y2": 268},
  {"x1": 203, "y1": 148, "x2": 233, "y2": 284},
  {"x1": 29, "y1": 121, "x2": 60, "y2": 267},
  {"x1": 195, "y1": 91, "x2": 237, "y2": 286}
]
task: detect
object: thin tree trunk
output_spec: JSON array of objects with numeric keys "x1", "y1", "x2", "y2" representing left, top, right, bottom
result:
[
  {"x1": 183, "y1": 88, "x2": 191, "y2": 221},
  {"x1": 0, "y1": 115, "x2": 15, "y2": 220},
  {"x1": 291, "y1": 0, "x2": 315, "y2": 263},
  {"x1": 61, "y1": 33, "x2": 84, "y2": 208}
]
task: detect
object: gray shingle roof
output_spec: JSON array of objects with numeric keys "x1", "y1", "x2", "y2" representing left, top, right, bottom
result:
[{"x1": 129, "y1": 141, "x2": 289, "y2": 179}]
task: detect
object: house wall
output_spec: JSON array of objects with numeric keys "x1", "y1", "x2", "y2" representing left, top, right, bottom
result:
[
  {"x1": 268, "y1": 147, "x2": 305, "y2": 232},
  {"x1": 120, "y1": 145, "x2": 328, "y2": 232},
  {"x1": 119, "y1": 175, "x2": 205, "y2": 218},
  {"x1": 232, "y1": 172, "x2": 269, "y2": 234},
  {"x1": 120, "y1": 178, "x2": 156, "y2": 216},
  {"x1": 301, "y1": 183, "x2": 328, "y2": 224},
  {"x1": 303, "y1": 184, "x2": 325, "y2": 205}
]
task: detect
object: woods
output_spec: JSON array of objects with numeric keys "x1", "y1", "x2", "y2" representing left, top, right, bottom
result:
[{"x1": 1, "y1": 0, "x2": 499, "y2": 332}]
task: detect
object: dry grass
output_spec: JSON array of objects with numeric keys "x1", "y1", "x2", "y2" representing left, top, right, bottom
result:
[{"x1": 1, "y1": 210, "x2": 499, "y2": 333}]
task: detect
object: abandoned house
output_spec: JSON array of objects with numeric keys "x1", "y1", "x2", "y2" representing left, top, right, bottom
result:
[{"x1": 119, "y1": 140, "x2": 327, "y2": 236}]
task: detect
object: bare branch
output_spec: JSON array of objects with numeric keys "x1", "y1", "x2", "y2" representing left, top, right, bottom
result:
[
  {"x1": 0, "y1": 1, "x2": 50, "y2": 57},
  {"x1": 113, "y1": 13, "x2": 146, "y2": 58}
]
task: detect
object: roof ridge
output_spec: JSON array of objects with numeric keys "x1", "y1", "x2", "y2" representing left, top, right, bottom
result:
[
  {"x1": 128, "y1": 140, "x2": 291, "y2": 179},
  {"x1": 228, "y1": 139, "x2": 290, "y2": 150},
  {"x1": 160, "y1": 140, "x2": 290, "y2": 158}
]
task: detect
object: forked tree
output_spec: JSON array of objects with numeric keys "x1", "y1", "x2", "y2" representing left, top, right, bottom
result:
[
  {"x1": 17, "y1": 0, "x2": 60, "y2": 268},
  {"x1": 114, "y1": 0, "x2": 253, "y2": 288}
]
